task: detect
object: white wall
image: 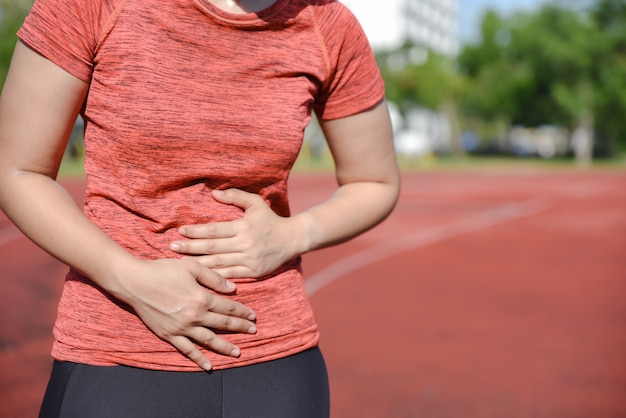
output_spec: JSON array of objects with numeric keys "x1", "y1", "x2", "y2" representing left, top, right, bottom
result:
[{"x1": 342, "y1": 0, "x2": 407, "y2": 51}]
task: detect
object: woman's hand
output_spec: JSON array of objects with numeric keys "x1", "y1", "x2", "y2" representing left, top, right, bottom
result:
[
  {"x1": 122, "y1": 257, "x2": 257, "y2": 371},
  {"x1": 169, "y1": 101, "x2": 400, "y2": 283},
  {"x1": 170, "y1": 189, "x2": 308, "y2": 279},
  {"x1": 169, "y1": 101, "x2": 401, "y2": 282}
]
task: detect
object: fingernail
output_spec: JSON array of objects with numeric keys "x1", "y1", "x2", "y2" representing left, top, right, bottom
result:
[
  {"x1": 212, "y1": 189, "x2": 225, "y2": 196},
  {"x1": 178, "y1": 227, "x2": 186, "y2": 235},
  {"x1": 202, "y1": 362, "x2": 212, "y2": 371},
  {"x1": 170, "y1": 242, "x2": 180, "y2": 251},
  {"x1": 248, "y1": 312, "x2": 256, "y2": 321},
  {"x1": 248, "y1": 325, "x2": 257, "y2": 334},
  {"x1": 231, "y1": 348, "x2": 241, "y2": 357},
  {"x1": 226, "y1": 281, "x2": 236, "y2": 290}
]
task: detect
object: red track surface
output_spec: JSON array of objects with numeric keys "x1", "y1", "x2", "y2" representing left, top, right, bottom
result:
[{"x1": 1, "y1": 170, "x2": 625, "y2": 417}]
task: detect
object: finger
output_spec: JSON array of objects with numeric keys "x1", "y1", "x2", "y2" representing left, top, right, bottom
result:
[
  {"x1": 191, "y1": 256, "x2": 277, "y2": 279},
  {"x1": 188, "y1": 261, "x2": 238, "y2": 295},
  {"x1": 177, "y1": 221, "x2": 237, "y2": 239},
  {"x1": 204, "y1": 292, "x2": 257, "y2": 322},
  {"x1": 185, "y1": 253, "x2": 258, "y2": 279},
  {"x1": 212, "y1": 188, "x2": 262, "y2": 211},
  {"x1": 201, "y1": 310, "x2": 257, "y2": 335},
  {"x1": 170, "y1": 237, "x2": 236, "y2": 255},
  {"x1": 170, "y1": 335, "x2": 213, "y2": 371},
  {"x1": 210, "y1": 266, "x2": 256, "y2": 280},
  {"x1": 186, "y1": 327, "x2": 242, "y2": 359},
  {"x1": 187, "y1": 253, "x2": 240, "y2": 268}
]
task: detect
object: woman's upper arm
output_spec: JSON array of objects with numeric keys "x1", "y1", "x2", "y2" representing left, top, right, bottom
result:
[
  {"x1": 319, "y1": 100, "x2": 400, "y2": 188},
  {"x1": 0, "y1": 41, "x2": 89, "y2": 178}
]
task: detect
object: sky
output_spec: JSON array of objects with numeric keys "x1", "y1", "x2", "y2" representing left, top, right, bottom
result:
[
  {"x1": 460, "y1": 0, "x2": 546, "y2": 42},
  {"x1": 343, "y1": 0, "x2": 547, "y2": 50}
]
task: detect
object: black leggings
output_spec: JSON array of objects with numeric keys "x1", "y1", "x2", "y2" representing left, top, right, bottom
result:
[{"x1": 39, "y1": 347, "x2": 329, "y2": 418}]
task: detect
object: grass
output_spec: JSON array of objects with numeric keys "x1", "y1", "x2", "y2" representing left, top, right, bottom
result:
[
  {"x1": 293, "y1": 149, "x2": 626, "y2": 173},
  {"x1": 58, "y1": 155, "x2": 86, "y2": 177},
  {"x1": 58, "y1": 148, "x2": 626, "y2": 179},
  {"x1": 396, "y1": 153, "x2": 626, "y2": 172}
]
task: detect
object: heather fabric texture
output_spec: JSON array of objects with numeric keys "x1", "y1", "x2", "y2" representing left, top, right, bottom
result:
[{"x1": 18, "y1": 0, "x2": 385, "y2": 371}]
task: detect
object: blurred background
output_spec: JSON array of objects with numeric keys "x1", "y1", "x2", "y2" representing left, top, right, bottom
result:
[
  {"x1": 1, "y1": 0, "x2": 625, "y2": 170},
  {"x1": 1, "y1": 1, "x2": 625, "y2": 417},
  {"x1": 338, "y1": 0, "x2": 625, "y2": 170}
]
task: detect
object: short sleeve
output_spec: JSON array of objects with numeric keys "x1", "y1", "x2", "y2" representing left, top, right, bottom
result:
[
  {"x1": 313, "y1": 2, "x2": 385, "y2": 120},
  {"x1": 17, "y1": 0, "x2": 115, "y2": 82}
]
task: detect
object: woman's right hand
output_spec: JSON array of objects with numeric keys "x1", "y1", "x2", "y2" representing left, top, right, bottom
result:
[{"x1": 121, "y1": 258, "x2": 257, "y2": 371}]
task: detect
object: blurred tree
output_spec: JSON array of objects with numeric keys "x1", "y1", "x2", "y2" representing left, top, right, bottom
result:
[
  {"x1": 0, "y1": 0, "x2": 32, "y2": 90},
  {"x1": 460, "y1": 6, "x2": 598, "y2": 125},
  {"x1": 377, "y1": 42, "x2": 461, "y2": 116},
  {"x1": 588, "y1": 0, "x2": 626, "y2": 153},
  {"x1": 377, "y1": 43, "x2": 465, "y2": 154},
  {"x1": 457, "y1": 12, "x2": 530, "y2": 127},
  {"x1": 457, "y1": 0, "x2": 625, "y2": 154}
]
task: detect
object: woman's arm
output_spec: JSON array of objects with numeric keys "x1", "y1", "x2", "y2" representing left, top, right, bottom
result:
[
  {"x1": 171, "y1": 99, "x2": 400, "y2": 278},
  {"x1": 301, "y1": 99, "x2": 401, "y2": 249},
  {"x1": 0, "y1": 42, "x2": 256, "y2": 370}
]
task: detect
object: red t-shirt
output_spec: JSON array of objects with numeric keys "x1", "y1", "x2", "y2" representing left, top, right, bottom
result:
[{"x1": 19, "y1": 0, "x2": 385, "y2": 370}]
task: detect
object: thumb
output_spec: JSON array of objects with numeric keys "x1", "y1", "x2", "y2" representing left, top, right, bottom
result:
[{"x1": 212, "y1": 188, "x2": 260, "y2": 211}]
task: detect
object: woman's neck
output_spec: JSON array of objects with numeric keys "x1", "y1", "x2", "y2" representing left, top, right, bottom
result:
[{"x1": 207, "y1": 0, "x2": 278, "y2": 14}]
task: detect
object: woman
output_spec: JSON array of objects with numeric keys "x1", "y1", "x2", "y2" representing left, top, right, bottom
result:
[{"x1": 0, "y1": 0, "x2": 400, "y2": 416}]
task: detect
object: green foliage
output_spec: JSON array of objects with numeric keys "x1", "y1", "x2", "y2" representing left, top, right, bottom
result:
[
  {"x1": 591, "y1": 0, "x2": 626, "y2": 52},
  {"x1": 459, "y1": 4, "x2": 603, "y2": 127},
  {"x1": 0, "y1": 0, "x2": 32, "y2": 90},
  {"x1": 377, "y1": 42, "x2": 461, "y2": 115},
  {"x1": 378, "y1": 0, "x2": 626, "y2": 154},
  {"x1": 589, "y1": 0, "x2": 626, "y2": 151},
  {"x1": 456, "y1": 0, "x2": 626, "y2": 152}
]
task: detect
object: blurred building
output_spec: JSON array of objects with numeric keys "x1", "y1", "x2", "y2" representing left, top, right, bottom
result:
[
  {"x1": 405, "y1": 0, "x2": 459, "y2": 57},
  {"x1": 339, "y1": 1, "x2": 461, "y2": 158},
  {"x1": 343, "y1": 0, "x2": 460, "y2": 57}
]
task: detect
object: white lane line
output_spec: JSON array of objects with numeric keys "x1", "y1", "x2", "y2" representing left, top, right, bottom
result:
[
  {"x1": 305, "y1": 196, "x2": 552, "y2": 296},
  {"x1": 0, "y1": 225, "x2": 24, "y2": 246}
]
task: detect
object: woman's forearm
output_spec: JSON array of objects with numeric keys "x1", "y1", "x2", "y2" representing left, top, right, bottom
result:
[
  {"x1": 296, "y1": 179, "x2": 399, "y2": 254},
  {"x1": 298, "y1": 99, "x2": 401, "y2": 253},
  {"x1": 0, "y1": 171, "x2": 138, "y2": 300},
  {"x1": 0, "y1": 41, "x2": 136, "y2": 300},
  {"x1": 170, "y1": 100, "x2": 400, "y2": 279}
]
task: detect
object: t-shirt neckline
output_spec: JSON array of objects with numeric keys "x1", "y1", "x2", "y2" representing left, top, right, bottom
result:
[{"x1": 193, "y1": 0, "x2": 292, "y2": 25}]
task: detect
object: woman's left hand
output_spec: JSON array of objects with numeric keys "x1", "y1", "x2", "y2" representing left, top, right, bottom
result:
[{"x1": 170, "y1": 189, "x2": 307, "y2": 279}]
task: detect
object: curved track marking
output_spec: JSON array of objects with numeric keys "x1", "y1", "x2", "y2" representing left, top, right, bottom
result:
[{"x1": 305, "y1": 196, "x2": 552, "y2": 296}]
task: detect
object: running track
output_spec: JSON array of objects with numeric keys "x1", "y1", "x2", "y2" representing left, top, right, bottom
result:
[{"x1": 1, "y1": 169, "x2": 625, "y2": 417}]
